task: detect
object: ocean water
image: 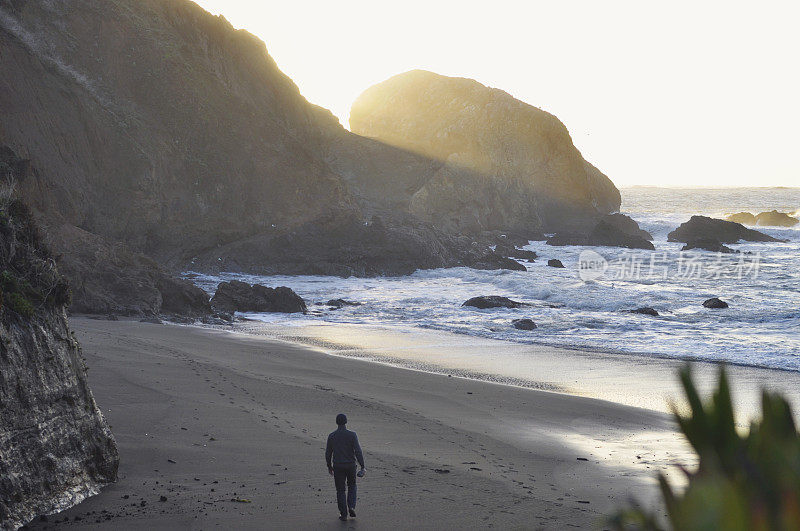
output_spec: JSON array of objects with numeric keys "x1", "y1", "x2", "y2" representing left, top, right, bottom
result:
[{"x1": 188, "y1": 187, "x2": 800, "y2": 371}]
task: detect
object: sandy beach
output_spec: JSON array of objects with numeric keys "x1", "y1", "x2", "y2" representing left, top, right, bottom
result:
[{"x1": 22, "y1": 317, "x2": 707, "y2": 530}]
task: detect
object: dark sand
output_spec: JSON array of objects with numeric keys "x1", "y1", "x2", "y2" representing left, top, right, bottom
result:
[{"x1": 29, "y1": 318, "x2": 691, "y2": 530}]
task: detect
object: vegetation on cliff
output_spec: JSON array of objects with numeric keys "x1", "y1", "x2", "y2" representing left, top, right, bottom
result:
[{"x1": 0, "y1": 188, "x2": 118, "y2": 529}]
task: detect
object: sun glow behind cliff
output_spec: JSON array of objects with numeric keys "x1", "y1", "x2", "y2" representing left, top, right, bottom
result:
[{"x1": 194, "y1": 0, "x2": 799, "y2": 188}]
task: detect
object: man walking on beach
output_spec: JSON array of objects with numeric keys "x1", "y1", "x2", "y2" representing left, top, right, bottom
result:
[{"x1": 325, "y1": 413, "x2": 365, "y2": 521}]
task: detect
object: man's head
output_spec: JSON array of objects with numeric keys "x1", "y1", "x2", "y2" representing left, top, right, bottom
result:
[{"x1": 336, "y1": 413, "x2": 347, "y2": 426}]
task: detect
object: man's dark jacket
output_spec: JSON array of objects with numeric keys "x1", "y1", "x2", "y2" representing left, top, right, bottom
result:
[{"x1": 326, "y1": 426, "x2": 365, "y2": 468}]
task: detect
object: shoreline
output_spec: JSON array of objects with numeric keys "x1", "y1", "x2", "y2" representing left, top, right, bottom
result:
[
  {"x1": 226, "y1": 319, "x2": 800, "y2": 423},
  {"x1": 30, "y1": 317, "x2": 695, "y2": 529}
]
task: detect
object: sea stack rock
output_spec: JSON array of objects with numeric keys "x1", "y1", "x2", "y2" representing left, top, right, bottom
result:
[
  {"x1": 668, "y1": 216, "x2": 783, "y2": 244},
  {"x1": 755, "y1": 210, "x2": 799, "y2": 227},
  {"x1": 0, "y1": 198, "x2": 118, "y2": 529},
  {"x1": 350, "y1": 70, "x2": 621, "y2": 234},
  {"x1": 726, "y1": 212, "x2": 757, "y2": 225},
  {"x1": 726, "y1": 211, "x2": 799, "y2": 227}
]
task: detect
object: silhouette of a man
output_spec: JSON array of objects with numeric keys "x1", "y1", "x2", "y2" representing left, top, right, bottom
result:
[{"x1": 325, "y1": 413, "x2": 365, "y2": 521}]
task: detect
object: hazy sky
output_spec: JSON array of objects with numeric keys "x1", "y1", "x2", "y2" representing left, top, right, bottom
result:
[{"x1": 195, "y1": 0, "x2": 798, "y2": 188}]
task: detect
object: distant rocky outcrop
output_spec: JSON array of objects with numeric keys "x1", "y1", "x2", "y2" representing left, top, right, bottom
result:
[
  {"x1": 681, "y1": 238, "x2": 736, "y2": 254},
  {"x1": 210, "y1": 281, "x2": 306, "y2": 313},
  {"x1": 0, "y1": 195, "x2": 118, "y2": 529},
  {"x1": 726, "y1": 212, "x2": 757, "y2": 225},
  {"x1": 462, "y1": 296, "x2": 527, "y2": 309},
  {"x1": 755, "y1": 210, "x2": 798, "y2": 227},
  {"x1": 726, "y1": 211, "x2": 799, "y2": 227},
  {"x1": 668, "y1": 216, "x2": 783, "y2": 244},
  {"x1": 547, "y1": 219, "x2": 654, "y2": 250},
  {"x1": 349, "y1": 70, "x2": 621, "y2": 234}
]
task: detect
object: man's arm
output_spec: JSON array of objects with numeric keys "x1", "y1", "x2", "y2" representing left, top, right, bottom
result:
[
  {"x1": 325, "y1": 434, "x2": 333, "y2": 472},
  {"x1": 353, "y1": 434, "x2": 365, "y2": 469}
]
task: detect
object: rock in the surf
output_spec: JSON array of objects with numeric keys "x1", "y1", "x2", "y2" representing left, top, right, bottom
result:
[
  {"x1": 547, "y1": 259, "x2": 565, "y2": 268},
  {"x1": 631, "y1": 307, "x2": 659, "y2": 316},
  {"x1": 511, "y1": 318, "x2": 537, "y2": 330},
  {"x1": 211, "y1": 281, "x2": 306, "y2": 313},
  {"x1": 726, "y1": 210, "x2": 798, "y2": 227},
  {"x1": 702, "y1": 297, "x2": 729, "y2": 309},
  {"x1": 467, "y1": 252, "x2": 527, "y2": 271},
  {"x1": 546, "y1": 218, "x2": 654, "y2": 250},
  {"x1": 326, "y1": 299, "x2": 361, "y2": 309},
  {"x1": 726, "y1": 212, "x2": 757, "y2": 225},
  {"x1": 462, "y1": 296, "x2": 527, "y2": 309},
  {"x1": 668, "y1": 216, "x2": 782, "y2": 244},
  {"x1": 494, "y1": 244, "x2": 537, "y2": 261},
  {"x1": 681, "y1": 238, "x2": 736, "y2": 253},
  {"x1": 755, "y1": 210, "x2": 799, "y2": 227}
]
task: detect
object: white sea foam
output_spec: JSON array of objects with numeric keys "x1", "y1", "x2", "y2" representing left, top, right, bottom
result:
[{"x1": 188, "y1": 187, "x2": 800, "y2": 371}]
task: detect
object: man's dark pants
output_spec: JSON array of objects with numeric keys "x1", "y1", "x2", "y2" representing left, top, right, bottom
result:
[{"x1": 333, "y1": 463, "x2": 357, "y2": 515}]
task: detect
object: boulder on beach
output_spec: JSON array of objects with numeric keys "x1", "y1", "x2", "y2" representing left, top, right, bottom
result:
[
  {"x1": 681, "y1": 238, "x2": 736, "y2": 254},
  {"x1": 211, "y1": 281, "x2": 307, "y2": 313},
  {"x1": 755, "y1": 210, "x2": 799, "y2": 227},
  {"x1": 703, "y1": 297, "x2": 729, "y2": 309},
  {"x1": 668, "y1": 216, "x2": 783, "y2": 244},
  {"x1": 511, "y1": 318, "x2": 537, "y2": 330},
  {"x1": 631, "y1": 307, "x2": 659, "y2": 316},
  {"x1": 547, "y1": 259, "x2": 565, "y2": 268},
  {"x1": 462, "y1": 296, "x2": 527, "y2": 309}
]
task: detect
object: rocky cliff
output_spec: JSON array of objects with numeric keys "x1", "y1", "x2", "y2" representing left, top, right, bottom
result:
[
  {"x1": 349, "y1": 70, "x2": 621, "y2": 233},
  {"x1": 0, "y1": 0, "x2": 624, "y2": 310},
  {"x1": 0, "y1": 193, "x2": 118, "y2": 529},
  {"x1": 0, "y1": 0, "x2": 350, "y2": 262}
]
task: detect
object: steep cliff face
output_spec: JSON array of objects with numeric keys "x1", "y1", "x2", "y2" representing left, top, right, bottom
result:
[
  {"x1": 349, "y1": 70, "x2": 621, "y2": 233},
  {"x1": 0, "y1": 194, "x2": 118, "y2": 530},
  {"x1": 0, "y1": 146, "x2": 211, "y2": 316},
  {"x1": 0, "y1": 0, "x2": 623, "y2": 296},
  {"x1": 0, "y1": 0, "x2": 350, "y2": 266}
]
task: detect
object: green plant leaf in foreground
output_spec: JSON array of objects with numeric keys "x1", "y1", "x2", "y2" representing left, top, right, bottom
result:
[{"x1": 609, "y1": 364, "x2": 800, "y2": 530}]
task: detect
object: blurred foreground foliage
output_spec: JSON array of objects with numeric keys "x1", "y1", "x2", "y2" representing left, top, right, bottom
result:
[{"x1": 609, "y1": 365, "x2": 800, "y2": 530}]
